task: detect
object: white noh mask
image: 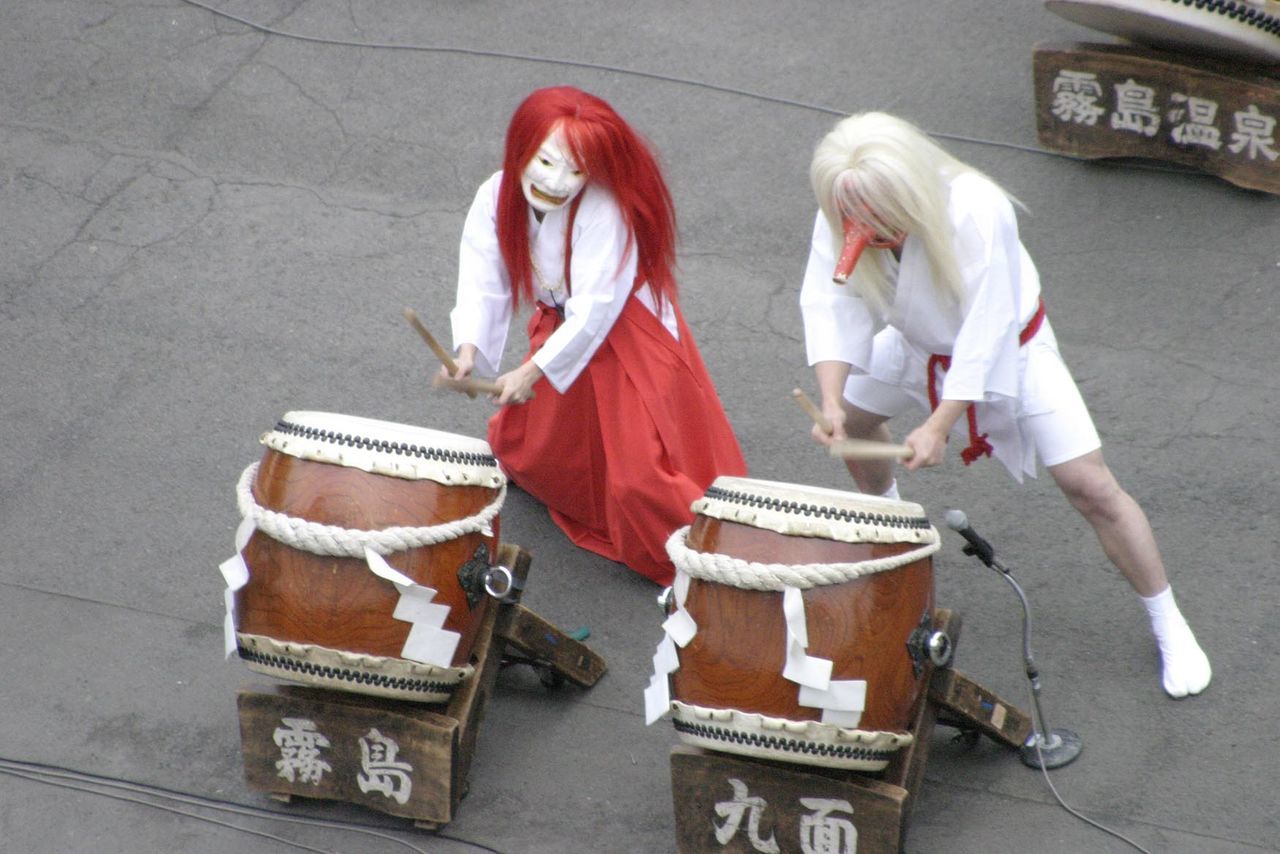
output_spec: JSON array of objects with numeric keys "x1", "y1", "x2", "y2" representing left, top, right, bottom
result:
[{"x1": 521, "y1": 129, "x2": 586, "y2": 214}]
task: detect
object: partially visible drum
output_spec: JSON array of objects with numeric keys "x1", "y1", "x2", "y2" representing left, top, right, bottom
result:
[
  {"x1": 231, "y1": 411, "x2": 507, "y2": 702},
  {"x1": 1045, "y1": 0, "x2": 1280, "y2": 65},
  {"x1": 661, "y1": 476, "x2": 942, "y2": 771}
]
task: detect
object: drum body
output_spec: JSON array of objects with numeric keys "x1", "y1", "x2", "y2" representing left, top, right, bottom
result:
[
  {"x1": 233, "y1": 411, "x2": 505, "y2": 702},
  {"x1": 665, "y1": 476, "x2": 940, "y2": 770}
]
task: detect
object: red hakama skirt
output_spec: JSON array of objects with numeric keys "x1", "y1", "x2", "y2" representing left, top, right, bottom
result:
[{"x1": 488, "y1": 296, "x2": 747, "y2": 585}]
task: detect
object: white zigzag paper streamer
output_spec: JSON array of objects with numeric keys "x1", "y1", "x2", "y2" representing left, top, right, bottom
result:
[
  {"x1": 364, "y1": 548, "x2": 461, "y2": 668},
  {"x1": 219, "y1": 517, "x2": 257, "y2": 659},
  {"x1": 780, "y1": 587, "x2": 866, "y2": 726},
  {"x1": 645, "y1": 570, "x2": 698, "y2": 725}
]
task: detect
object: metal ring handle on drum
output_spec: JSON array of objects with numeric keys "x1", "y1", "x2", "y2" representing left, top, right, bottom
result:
[
  {"x1": 656, "y1": 586, "x2": 674, "y2": 614},
  {"x1": 483, "y1": 565, "x2": 516, "y2": 601},
  {"x1": 927, "y1": 630, "x2": 953, "y2": 668}
]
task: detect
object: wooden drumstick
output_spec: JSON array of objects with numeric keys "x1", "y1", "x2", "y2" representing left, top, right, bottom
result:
[
  {"x1": 793, "y1": 388, "x2": 913, "y2": 460},
  {"x1": 792, "y1": 388, "x2": 833, "y2": 433},
  {"x1": 404, "y1": 307, "x2": 459, "y2": 375},
  {"x1": 404, "y1": 307, "x2": 504, "y2": 398},
  {"x1": 403, "y1": 308, "x2": 533, "y2": 401},
  {"x1": 829, "y1": 438, "x2": 914, "y2": 461},
  {"x1": 431, "y1": 373, "x2": 504, "y2": 396}
]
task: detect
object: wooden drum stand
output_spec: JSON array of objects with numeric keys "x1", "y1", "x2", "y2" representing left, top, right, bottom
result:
[
  {"x1": 669, "y1": 609, "x2": 1033, "y2": 854},
  {"x1": 234, "y1": 543, "x2": 605, "y2": 829}
]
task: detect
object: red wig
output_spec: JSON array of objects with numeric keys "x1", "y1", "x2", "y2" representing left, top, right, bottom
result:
[{"x1": 496, "y1": 86, "x2": 678, "y2": 309}]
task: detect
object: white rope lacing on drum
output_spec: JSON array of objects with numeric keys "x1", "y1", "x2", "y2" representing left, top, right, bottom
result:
[
  {"x1": 235, "y1": 462, "x2": 505, "y2": 557},
  {"x1": 665, "y1": 526, "x2": 941, "y2": 591}
]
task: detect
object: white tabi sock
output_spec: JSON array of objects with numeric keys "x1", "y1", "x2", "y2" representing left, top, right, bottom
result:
[
  {"x1": 880, "y1": 480, "x2": 900, "y2": 501},
  {"x1": 1141, "y1": 586, "x2": 1211, "y2": 698}
]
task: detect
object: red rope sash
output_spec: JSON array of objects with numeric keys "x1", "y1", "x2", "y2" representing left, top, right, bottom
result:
[{"x1": 926, "y1": 296, "x2": 1046, "y2": 465}]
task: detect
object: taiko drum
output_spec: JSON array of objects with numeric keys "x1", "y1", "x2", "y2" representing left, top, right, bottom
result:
[
  {"x1": 233, "y1": 411, "x2": 505, "y2": 701},
  {"x1": 666, "y1": 476, "x2": 940, "y2": 770}
]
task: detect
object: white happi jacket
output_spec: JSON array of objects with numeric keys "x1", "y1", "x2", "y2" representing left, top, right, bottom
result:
[{"x1": 449, "y1": 171, "x2": 678, "y2": 392}]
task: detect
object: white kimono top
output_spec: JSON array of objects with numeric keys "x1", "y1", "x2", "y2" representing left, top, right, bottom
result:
[
  {"x1": 800, "y1": 171, "x2": 1067, "y2": 479},
  {"x1": 450, "y1": 171, "x2": 679, "y2": 393}
]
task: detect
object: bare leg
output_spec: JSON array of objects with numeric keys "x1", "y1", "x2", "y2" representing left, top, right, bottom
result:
[
  {"x1": 841, "y1": 403, "x2": 895, "y2": 496},
  {"x1": 1047, "y1": 450, "x2": 1166, "y2": 595},
  {"x1": 1048, "y1": 450, "x2": 1210, "y2": 697}
]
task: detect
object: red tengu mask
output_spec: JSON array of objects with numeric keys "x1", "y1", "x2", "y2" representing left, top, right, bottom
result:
[{"x1": 832, "y1": 216, "x2": 904, "y2": 284}]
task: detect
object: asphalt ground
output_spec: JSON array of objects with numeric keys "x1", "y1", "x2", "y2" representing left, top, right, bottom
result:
[{"x1": 1, "y1": 1, "x2": 1277, "y2": 852}]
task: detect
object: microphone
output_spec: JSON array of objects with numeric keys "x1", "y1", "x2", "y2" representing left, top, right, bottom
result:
[
  {"x1": 944, "y1": 508, "x2": 1084, "y2": 769},
  {"x1": 945, "y1": 509, "x2": 996, "y2": 567}
]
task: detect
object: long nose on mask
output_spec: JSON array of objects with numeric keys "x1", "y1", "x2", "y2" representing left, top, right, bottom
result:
[
  {"x1": 833, "y1": 216, "x2": 904, "y2": 284},
  {"x1": 832, "y1": 216, "x2": 871, "y2": 284}
]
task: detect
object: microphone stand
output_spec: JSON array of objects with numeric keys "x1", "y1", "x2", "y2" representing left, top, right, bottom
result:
[{"x1": 952, "y1": 518, "x2": 1083, "y2": 770}]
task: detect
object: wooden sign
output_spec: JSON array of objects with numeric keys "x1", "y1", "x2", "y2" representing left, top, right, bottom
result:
[
  {"x1": 1033, "y1": 41, "x2": 1280, "y2": 194},
  {"x1": 671, "y1": 746, "x2": 907, "y2": 854},
  {"x1": 238, "y1": 686, "x2": 462, "y2": 824}
]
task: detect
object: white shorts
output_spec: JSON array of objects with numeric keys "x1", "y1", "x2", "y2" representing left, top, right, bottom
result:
[{"x1": 843, "y1": 344, "x2": 1101, "y2": 470}]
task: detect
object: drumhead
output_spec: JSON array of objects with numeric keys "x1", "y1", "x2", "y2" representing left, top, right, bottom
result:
[
  {"x1": 1045, "y1": 0, "x2": 1280, "y2": 64},
  {"x1": 692, "y1": 475, "x2": 936, "y2": 545},
  {"x1": 260, "y1": 411, "x2": 504, "y2": 487}
]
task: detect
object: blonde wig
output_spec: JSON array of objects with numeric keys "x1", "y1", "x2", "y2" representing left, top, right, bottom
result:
[{"x1": 810, "y1": 112, "x2": 1013, "y2": 313}]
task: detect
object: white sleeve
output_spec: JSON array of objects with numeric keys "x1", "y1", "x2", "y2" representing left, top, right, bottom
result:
[
  {"x1": 450, "y1": 174, "x2": 512, "y2": 377},
  {"x1": 531, "y1": 189, "x2": 637, "y2": 392},
  {"x1": 940, "y1": 179, "x2": 1024, "y2": 403},
  {"x1": 799, "y1": 211, "x2": 880, "y2": 372}
]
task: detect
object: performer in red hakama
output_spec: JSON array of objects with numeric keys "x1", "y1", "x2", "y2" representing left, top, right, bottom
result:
[{"x1": 443, "y1": 86, "x2": 746, "y2": 585}]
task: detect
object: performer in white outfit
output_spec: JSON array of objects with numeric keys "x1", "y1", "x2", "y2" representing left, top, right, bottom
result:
[{"x1": 800, "y1": 111, "x2": 1210, "y2": 698}]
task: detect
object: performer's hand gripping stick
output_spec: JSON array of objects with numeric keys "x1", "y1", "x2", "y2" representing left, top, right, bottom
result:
[
  {"x1": 403, "y1": 307, "x2": 505, "y2": 398},
  {"x1": 791, "y1": 388, "x2": 833, "y2": 433},
  {"x1": 792, "y1": 388, "x2": 914, "y2": 461},
  {"x1": 945, "y1": 509, "x2": 1083, "y2": 770}
]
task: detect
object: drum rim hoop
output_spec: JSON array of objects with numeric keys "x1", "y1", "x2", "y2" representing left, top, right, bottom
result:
[
  {"x1": 262, "y1": 411, "x2": 504, "y2": 486},
  {"x1": 237, "y1": 632, "x2": 474, "y2": 700},
  {"x1": 703, "y1": 475, "x2": 928, "y2": 515},
  {"x1": 695, "y1": 476, "x2": 935, "y2": 545},
  {"x1": 669, "y1": 700, "x2": 912, "y2": 770},
  {"x1": 278, "y1": 411, "x2": 495, "y2": 454}
]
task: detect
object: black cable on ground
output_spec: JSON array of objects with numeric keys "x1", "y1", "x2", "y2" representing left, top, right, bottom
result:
[
  {"x1": 1019, "y1": 690, "x2": 1154, "y2": 854},
  {"x1": 175, "y1": 0, "x2": 1102, "y2": 162},
  {"x1": 0, "y1": 757, "x2": 506, "y2": 854}
]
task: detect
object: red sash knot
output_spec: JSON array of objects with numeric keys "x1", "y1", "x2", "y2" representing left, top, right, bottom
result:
[{"x1": 926, "y1": 297, "x2": 1046, "y2": 465}]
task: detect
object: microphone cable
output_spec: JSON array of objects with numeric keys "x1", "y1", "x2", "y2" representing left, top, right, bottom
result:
[{"x1": 1018, "y1": 717, "x2": 1154, "y2": 854}]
